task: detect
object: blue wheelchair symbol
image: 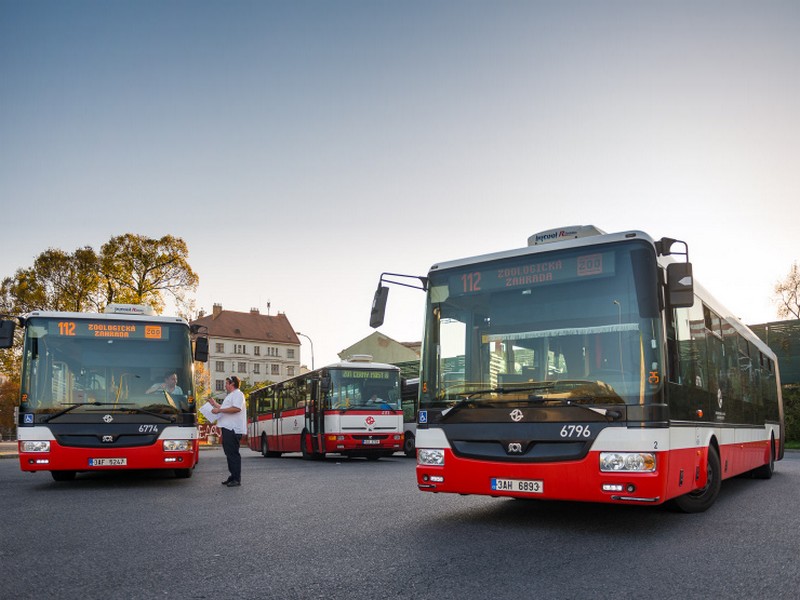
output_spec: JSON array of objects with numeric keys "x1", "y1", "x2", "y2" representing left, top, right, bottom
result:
[
  {"x1": 418, "y1": 410, "x2": 428, "y2": 424},
  {"x1": 24, "y1": 413, "x2": 34, "y2": 424}
]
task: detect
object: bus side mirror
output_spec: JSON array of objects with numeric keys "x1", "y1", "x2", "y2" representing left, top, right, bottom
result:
[
  {"x1": 370, "y1": 286, "x2": 389, "y2": 328},
  {"x1": 666, "y1": 262, "x2": 694, "y2": 308},
  {"x1": 321, "y1": 375, "x2": 331, "y2": 393},
  {"x1": 194, "y1": 337, "x2": 209, "y2": 362},
  {"x1": 0, "y1": 319, "x2": 15, "y2": 349}
]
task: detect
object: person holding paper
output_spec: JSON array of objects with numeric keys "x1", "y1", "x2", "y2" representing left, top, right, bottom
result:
[{"x1": 208, "y1": 375, "x2": 247, "y2": 487}]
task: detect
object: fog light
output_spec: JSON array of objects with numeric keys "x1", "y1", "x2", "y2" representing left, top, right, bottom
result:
[{"x1": 602, "y1": 483, "x2": 624, "y2": 492}]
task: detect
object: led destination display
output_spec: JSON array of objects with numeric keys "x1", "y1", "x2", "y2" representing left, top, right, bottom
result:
[
  {"x1": 47, "y1": 319, "x2": 168, "y2": 340},
  {"x1": 448, "y1": 251, "x2": 615, "y2": 296}
]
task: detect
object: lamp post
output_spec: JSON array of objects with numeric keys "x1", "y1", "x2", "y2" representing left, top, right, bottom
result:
[{"x1": 295, "y1": 331, "x2": 315, "y2": 370}]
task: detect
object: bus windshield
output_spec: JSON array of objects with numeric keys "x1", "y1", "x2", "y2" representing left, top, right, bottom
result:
[
  {"x1": 420, "y1": 240, "x2": 664, "y2": 410},
  {"x1": 20, "y1": 316, "x2": 196, "y2": 419},
  {"x1": 326, "y1": 368, "x2": 402, "y2": 410}
]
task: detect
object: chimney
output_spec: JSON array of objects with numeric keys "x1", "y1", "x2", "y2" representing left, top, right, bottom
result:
[
  {"x1": 212, "y1": 303, "x2": 222, "y2": 319},
  {"x1": 250, "y1": 307, "x2": 260, "y2": 315}
]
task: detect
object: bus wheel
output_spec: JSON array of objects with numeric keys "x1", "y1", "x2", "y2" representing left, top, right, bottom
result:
[
  {"x1": 403, "y1": 432, "x2": 416, "y2": 457},
  {"x1": 261, "y1": 434, "x2": 269, "y2": 457},
  {"x1": 51, "y1": 471, "x2": 76, "y2": 482},
  {"x1": 261, "y1": 434, "x2": 281, "y2": 458},
  {"x1": 174, "y1": 468, "x2": 193, "y2": 479},
  {"x1": 672, "y1": 445, "x2": 721, "y2": 513},
  {"x1": 301, "y1": 431, "x2": 312, "y2": 460},
  {"x1": 752, "y1": 435, "x2": 775, "y2": 479}
]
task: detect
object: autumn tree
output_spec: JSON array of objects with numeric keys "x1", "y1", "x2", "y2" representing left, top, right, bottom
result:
[
  {"x1": 0, "y1": 247, "x2": 100, "y2": 314},
  {"x1": 99, "y1": 234, "x2": 199, "y2": 316},
  {"x1": 0, "y1": 234, "x2": 199, "y2": 380},
  {"x1": 774, "y1": 261, "x2": 800, "y2": 319}
]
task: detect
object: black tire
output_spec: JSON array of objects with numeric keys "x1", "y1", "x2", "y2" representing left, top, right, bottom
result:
[
  {"x1": 403, "y1": 432, "x2": 416, "y2": 457},
  {"x1": 51, "y1": 471, "x2": 76, "y2": 482},
  {"x1": 301, "y1": 431, "x2": 312, "y2": 460},
  {"x1": 672, "y1": 445, "x2": 721, "y2": 513},
  {"x1": 261, "y1": 434, "x2": 269, "y2": 457},
  {"x1": 752, "y1": 436, "x2": 775, "y2": 480},
  {"x1": 174, "y1": 468, "x2": 193, "y2": 479},
  {"x1": 261, "y1": 433, "x2": 281, "y2": 458}
]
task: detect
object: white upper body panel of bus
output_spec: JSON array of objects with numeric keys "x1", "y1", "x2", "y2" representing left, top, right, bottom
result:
[
  {"x1": 427, "y1": 227, "x2": 657, "y2": 274},
  {"x1": 22, "y1": 306, "x2": 189, "y2": 326}
]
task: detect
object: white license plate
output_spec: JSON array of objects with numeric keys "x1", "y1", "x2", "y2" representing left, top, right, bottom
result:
[
  {"x1": 362, "y1": 439, "x2": 380, "y2": 445},
  {"x1": 491, "y1": 478, "x2": 544, "y2": 494},
  {"x1": 89, "y1": 458, "x2": 127, "y2": 467}
]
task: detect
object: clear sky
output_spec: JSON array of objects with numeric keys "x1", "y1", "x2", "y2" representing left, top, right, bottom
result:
[{"x1": 1, "y1": 1, "x2": 799, "y2": 369}]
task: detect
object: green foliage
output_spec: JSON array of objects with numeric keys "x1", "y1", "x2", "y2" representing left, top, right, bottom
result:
[{"x1": 783, "y1": 384, "x2": 800, "y2": 443}]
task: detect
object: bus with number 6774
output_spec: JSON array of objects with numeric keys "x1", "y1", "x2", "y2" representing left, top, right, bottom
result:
[{"x1": 0, "y1": 304, "x2": 208, "y2": 481}]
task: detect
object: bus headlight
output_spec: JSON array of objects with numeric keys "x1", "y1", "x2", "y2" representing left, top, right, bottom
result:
[
  {"x1": 600, "y1": 452, "x2": 656, "y2": 472},
  {"x1": 21, "y1": 441, "x2": 50, "y2": 453},
  {"x1": 163, "y1": 440, "x2": 191, "y2": 452},
  {"x1": 418, "y1": 449, "x2": 445, "y2": 466}
]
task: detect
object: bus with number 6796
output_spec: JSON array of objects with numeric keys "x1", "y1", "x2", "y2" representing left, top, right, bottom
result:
[{"x1": 370, "y1": 226, "x2": 783, "y2": 512}]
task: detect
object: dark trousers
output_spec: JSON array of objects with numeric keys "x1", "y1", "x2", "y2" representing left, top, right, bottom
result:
[{"x1": 221, "y1": 427, "x2": 242, "y2": 482}]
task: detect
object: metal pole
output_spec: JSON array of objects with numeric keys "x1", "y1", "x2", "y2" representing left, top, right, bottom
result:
[{"x1": 295, "y1": 331, "x2": 315, "y2": 370}]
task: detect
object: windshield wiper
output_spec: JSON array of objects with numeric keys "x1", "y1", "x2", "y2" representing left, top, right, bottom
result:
[
  {"x1": 528, "y1": 397, "x2": 623, "y2": 420},
  {"x1": 119, "y1": 405, "x2": 176, "y2": 422},
  {"x1": 440, "y1": 384, "x2": 556, "y2": 419},
  {"x1": 441, "y1": 385, "x2": 623, "y2": 421},
  {"x1": 43, "y1": 401, "x2": 119, "y2": 422},
  {"x1": 44, "y1": 402, "x2": 176, "y2": 423}
]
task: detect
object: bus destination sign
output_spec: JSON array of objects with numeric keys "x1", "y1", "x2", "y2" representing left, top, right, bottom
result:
[
  {"x1": 449, "y1": 251, "x2": 615, "y2": 296},
  {"x1": 47, "y1": 320, "x2": 168, "y2": 340},
  {"x1": 340, "y1": 370, "x2": 392, "y2": 380}
]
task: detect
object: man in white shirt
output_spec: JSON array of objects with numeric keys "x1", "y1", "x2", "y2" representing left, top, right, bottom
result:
[{"x1": 209, "y1": 375, "x2": 247, "y2": 487}]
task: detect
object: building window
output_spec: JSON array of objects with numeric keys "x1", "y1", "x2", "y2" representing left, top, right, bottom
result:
[
  {"x1": 267, "y1": 347, "x2": 280, "y2": 357},
  {"x1": 271, "y1": 364, "x2": 280, "y2": 375},
  {"x1": 253, "y1": 364, "x2": 260, "y2": 374},
  {"x1": 215, "y1": 380, "x2": 225, "y2": 392},
  {"x1": 215, "y1": 343, "x2": 224, "y2": 353},
  {"x1": 238, "y1": 362, "x2": 247, "y2": 373},
  {"x1": 287, "y1": 366, "x2": 295, "y2": 377},
  {"x1": 287, "y1": 349, "x2": 295, "y2": 359},
  {"x1": 234, "y1": 344, "x2": 247, "y2": 354},
  {"x1": 254, "y1": 346, "x2": 261, "y2": 356},
  {"x1": 215, "y1": 361, "x2": 225, "y2": 372}
]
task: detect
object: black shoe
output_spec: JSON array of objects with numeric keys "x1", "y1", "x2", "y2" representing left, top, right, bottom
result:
[
  {"x1": 221, "y1": 477, "x2": 232, "y2": 485},
  {"x1": 225, "y1": 480, "x2": 241, "y2": 487}
]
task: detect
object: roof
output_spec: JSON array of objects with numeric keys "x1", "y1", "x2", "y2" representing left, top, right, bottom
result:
[{"x1": 191, "y1": 308, "x2": 299, "y2": 345}]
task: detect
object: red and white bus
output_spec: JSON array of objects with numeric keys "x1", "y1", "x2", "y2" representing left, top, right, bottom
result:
[
  {"x1": 370, "y1": 226, "x2": 784, "y2": 512},
  {"x1": 247, "y1": 356, "x2": 403, "y2": 460},
  {"x1": 0, "y1": 304, "x2": 208, "y2": 481}
]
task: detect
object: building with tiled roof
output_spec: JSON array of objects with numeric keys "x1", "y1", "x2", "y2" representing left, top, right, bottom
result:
[{"x1": 191, "y1": 304, "x2": 301, "y2": 397}]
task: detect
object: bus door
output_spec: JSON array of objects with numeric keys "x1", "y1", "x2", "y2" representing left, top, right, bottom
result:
[{"x1": 304, "y1": 379, "x2": 325, "y2": 453}]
